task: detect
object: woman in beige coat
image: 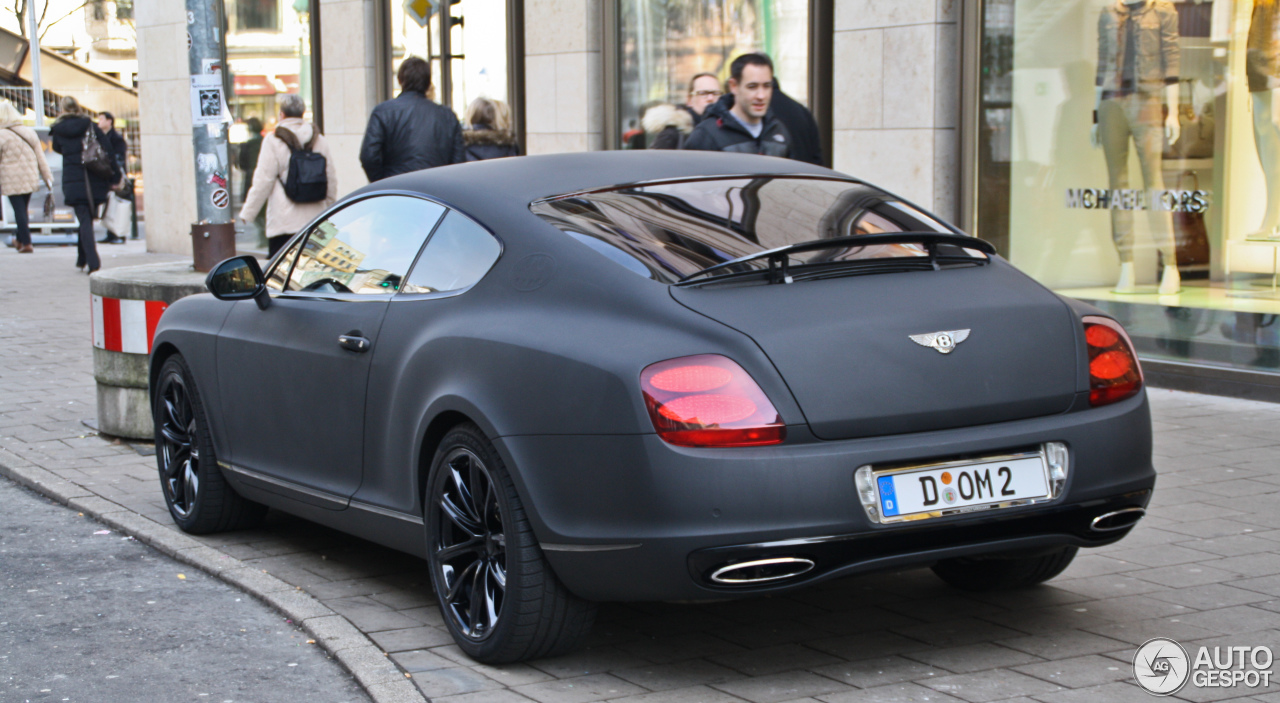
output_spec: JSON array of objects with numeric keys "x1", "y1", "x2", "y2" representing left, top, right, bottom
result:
[
  {"x1": 238, "y1": 94, "x2": 337, "y2": 256},
  {"x1": 0, "y1": 100, "x2": 53, "y2": 253}
]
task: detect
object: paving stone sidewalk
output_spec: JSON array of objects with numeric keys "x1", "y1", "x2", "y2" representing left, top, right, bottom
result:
[{"x1": 2, "y1": 243, "x2": 1278, "y2": 703}]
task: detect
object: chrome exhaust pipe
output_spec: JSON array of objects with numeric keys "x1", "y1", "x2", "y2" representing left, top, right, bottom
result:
[
  {"x1": 1090, "y1": 507, "x2": 1146, "y2": 532},
  {"x1": 710, "y1": 557, "x2": 815, "y2": 585}
]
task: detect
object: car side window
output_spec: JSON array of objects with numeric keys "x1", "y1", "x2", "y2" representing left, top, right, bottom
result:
[
  {"x1": 286, "y1": 196, "x2": 446, "y2": 294},
  {"x1": 401, "y1": 211, "x2": 501, "y2": 294},
  {"x1": 265, "y1": 235, "x2": 304, "y2": 291}
]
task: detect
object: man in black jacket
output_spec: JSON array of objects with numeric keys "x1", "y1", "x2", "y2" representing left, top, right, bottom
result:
[
  {"x1": 771, "y1": 79, "x2": 824, "y2": 166},
  {"x1": 681, "y1": 53, "x2": 790, "y2": 158},
  {"x1": 96, "y1": 111, "x2": 129, "y2": 243},
  {"x1": 360, "y1": 57, "x2": 465, "y2": 182}
]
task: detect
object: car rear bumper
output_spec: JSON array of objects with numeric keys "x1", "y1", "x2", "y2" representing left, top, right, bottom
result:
[{"x1": 494, "y1": 393, "x2": 1154, "y2": 602}]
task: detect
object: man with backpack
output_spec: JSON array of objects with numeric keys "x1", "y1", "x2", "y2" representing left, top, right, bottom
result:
[{"x1": 239, "y1": 94, "x2": 337, "y2": 257}]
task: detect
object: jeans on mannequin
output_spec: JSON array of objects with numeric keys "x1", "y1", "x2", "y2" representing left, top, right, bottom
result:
[
  {"x1": 1099, "y1": 94, "x2": 1179, "y2": 265},
  {"x1": 1251, "y1": 89, "x2": 1280, "y2": 238}
]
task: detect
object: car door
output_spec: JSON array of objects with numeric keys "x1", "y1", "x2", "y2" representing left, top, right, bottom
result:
[
  {"x1": 216, "y1": 195, "x2": 446, "y2": 501},
  {"x1": 356, "y1": 209, "x2": 503, "y2": 514}
]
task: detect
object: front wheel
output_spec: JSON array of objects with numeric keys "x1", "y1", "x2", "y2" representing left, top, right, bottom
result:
[
  {"x1": 931, "y1": 546, "x2": 1078, "y2": 591},
  {"x1": 153, "y1": 354, "x2": 266, "y2": 534},
  {"x1": 425, "y1": 423, "x2": 596, "y2": 663}
]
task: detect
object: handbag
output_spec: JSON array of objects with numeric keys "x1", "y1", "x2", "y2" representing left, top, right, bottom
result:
[
  {"x1": 41, "y1": 193, "x2": 54, "y2": 221},
  {"x1": 103, "y1": 192, "x2": 131, "y2": 236},
  {"x1": 81, "y1": 126, "x2": 114, "y2": 180},
  {"x1": 1168, "y1": 172, "x2": 1211, "y2": 269}
]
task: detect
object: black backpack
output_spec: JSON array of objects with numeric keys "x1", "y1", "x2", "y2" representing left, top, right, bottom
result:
[{"x1": 275, "y1": 126, "x2": 327, "y2": 203}]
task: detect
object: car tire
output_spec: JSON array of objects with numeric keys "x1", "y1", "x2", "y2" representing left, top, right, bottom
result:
[
  {"x1": 425, "y1": 423, "x2": 596, "y2": 663},
  {"x1": 931, "y1": 546, "x2": 1078, "y2": 591},
  {"x1": 154, "y1": 354, "x2": 267, "y2": 534}
]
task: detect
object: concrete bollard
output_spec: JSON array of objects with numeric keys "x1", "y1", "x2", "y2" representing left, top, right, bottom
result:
[{"x1": 89, "y1": 262, "x2": 208, "y2": 440}]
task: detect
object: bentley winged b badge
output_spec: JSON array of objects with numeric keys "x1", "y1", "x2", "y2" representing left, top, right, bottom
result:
[{"x1": 909, "y1": 329, "x2": 970, "y2": 354}]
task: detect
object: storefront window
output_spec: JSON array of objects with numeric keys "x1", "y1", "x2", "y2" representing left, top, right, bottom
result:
[
  {"x1": 617, "y1": 0, "x2": 809, "y2": 149},
  {"x1": 974, "y1": 0, "x2": 1280, "y2": 374},
  {"x1": 226, "y1": 0, "x2": 317, "y2": 250},
  {"x1": 387, "y1": 0, "x2": 510, "y2": 114}
]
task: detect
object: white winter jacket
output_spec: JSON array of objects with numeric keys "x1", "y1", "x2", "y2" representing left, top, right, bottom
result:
[
  {"x1": 0, "y1": 122, "x2": 53, "y2": 196},
  {"x1": 238, "y1": 117, "x2": 337, "y2": 237}
]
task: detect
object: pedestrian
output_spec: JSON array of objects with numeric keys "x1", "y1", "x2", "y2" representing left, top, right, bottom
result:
[
  {"x1": 237, "y1": 117, "x2": 264, "y2": 197},
  {"x1": 681, "y1": 53, "x2": 791, "y2": 158},
  {"x1": 462, "y1": 97, "x2": 519, "y2": 161},
  {"x1": 95, "y1": 111, "x2": 128, "y2": 243},
  {"x1": 683, "y1": 72, "x2": 722, "y2": 124},
  {"x1": 644, "y1": 103, "x2": 696, "y2": 150},
  {"x1": 360, "y1": 56, "x2": 464, "y2": 181},
  {"x1": 50, "y1": 96, "x2": 120, "y2": 273},
  {"x1": 771, "y1": 78, "x2": 824, "y2": 165},
  {"x1": 238, "y1": 94, "x2": 338, "y2": 257},
  {"x1": 0, "y1": 99, "x2": 53, "y2": 254}
]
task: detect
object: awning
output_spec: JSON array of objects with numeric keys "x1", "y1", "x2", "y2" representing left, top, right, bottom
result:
[{"x1": 233, "y1": 74, "x2": 301, "y2": 96}]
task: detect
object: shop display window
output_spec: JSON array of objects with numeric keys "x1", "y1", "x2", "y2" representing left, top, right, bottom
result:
[
  {"x1": 974, "y1": 0, "x2": 1280, "y2": 373},
  {"x1": 617, "y1": 0, "x2": 809, "y2": 149}
]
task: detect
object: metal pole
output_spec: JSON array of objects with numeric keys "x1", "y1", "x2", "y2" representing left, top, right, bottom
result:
[
  {"x1": 27, "y1": 0, "x2": 44, "y2": 127},
  {"x1": 187, "y1": 0, "x2": 236, "y2": 271}
]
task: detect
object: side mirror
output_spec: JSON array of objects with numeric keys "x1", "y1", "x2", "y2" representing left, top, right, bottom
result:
[{"x1": 206, "y1": 255, "x2": 271, "y2": 310}]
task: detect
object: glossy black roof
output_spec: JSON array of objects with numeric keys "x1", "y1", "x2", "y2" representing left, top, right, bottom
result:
[{"x1": 351, "y1": 151, "x2": 845, "y2": 220}]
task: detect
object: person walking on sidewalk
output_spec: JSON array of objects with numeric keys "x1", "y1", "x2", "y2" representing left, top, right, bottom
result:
[
  {"x1": 360, "y1": 56, "x2": 464, "y2": 181},
  {"x1": 50, "y1": 96, "x2": 119, "y2": 274},
  {"x1": 238, "y1": 94, "x2": 338, "y2": 257},
  {"x1": 0, "y1": 100, "x2": 52, "y2": 254},
  {"x1": 771, "y1": 79, "x2": 824, "y2": 165},
  {"x1": 462, "y1": 97, "x2": 519, "y2": 161},
  {"x1": 96, "y1": 111, "x2": 128, "y2": 244},
  {"x1": 681, "y1": 53, "x2": 791, "y2": 158}
]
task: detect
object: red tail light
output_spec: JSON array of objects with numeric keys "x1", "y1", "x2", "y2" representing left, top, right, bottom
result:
[
  {"x1": 641, "y1": 355, "x2": 786, "y2": 447},
  {"x1": 1083, "y1": 316, "x2": 1143, "y2": 406}
]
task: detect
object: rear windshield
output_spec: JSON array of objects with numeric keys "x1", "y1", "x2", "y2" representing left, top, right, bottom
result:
[{"x1": 530, "y1": 176, "x2": 977, "y2": 283}]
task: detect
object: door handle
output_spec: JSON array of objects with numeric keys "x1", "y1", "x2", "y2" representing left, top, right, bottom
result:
[{"x1": 338, "y1": 334, "x2": 371, "y2": 353}]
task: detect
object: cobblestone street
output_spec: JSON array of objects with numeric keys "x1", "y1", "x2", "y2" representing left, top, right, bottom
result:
[{"x1": 2, "y1": 242, "x2": 1278, "y2": 703}]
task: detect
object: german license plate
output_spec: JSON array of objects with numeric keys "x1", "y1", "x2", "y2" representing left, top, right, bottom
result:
[{"x1": 876, "y1": 455, "x2": 1049, "y2": 520}]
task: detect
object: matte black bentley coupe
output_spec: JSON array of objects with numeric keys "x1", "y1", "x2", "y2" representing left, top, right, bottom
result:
[{"x1": 150, "y1": 152, "x2": 1153, "y2": 663}]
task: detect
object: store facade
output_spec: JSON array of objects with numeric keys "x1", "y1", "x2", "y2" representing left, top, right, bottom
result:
[{"x1": 961, "y1": 0, "x2": 1280, "y2": 395}]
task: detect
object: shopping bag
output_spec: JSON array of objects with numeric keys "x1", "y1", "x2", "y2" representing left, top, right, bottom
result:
[{"x1": 103, "y1": 192, "x2": 131, "y2": 236}]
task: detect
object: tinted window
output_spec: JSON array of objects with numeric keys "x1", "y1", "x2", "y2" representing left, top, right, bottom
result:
[
  {"x1": 530, "y1": 177, "x2": 975, "y2": 283},
  {"x1": 286, "y1": 196, "x2": 446, "y2": 294},
  {"x1": 401, "y1": 211, "x2": 501, "y2": 294}
]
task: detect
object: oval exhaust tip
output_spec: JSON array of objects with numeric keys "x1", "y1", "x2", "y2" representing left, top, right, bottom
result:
[
  {"x1": 710, "y1": 557, "x2": 815, "y2": 585},
  {"x1": 1090, "y1": 507, "x2": 1145, "y2": 532}
]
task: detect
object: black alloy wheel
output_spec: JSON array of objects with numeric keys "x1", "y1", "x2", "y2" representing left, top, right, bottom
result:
[
  {"x1": 426, "y1": 424, "x2": 596, "y2": 663},
  {"x1": 153, "y1": 355, "x2": 266, "y2": 534},
  {"x1": 432, "y1": 446, "x2": 507, "y2": 640}
]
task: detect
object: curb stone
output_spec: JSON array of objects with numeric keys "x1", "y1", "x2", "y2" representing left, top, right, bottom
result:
[{"x1": 0, "y1": 459, "x2": 428, "y2": 703}]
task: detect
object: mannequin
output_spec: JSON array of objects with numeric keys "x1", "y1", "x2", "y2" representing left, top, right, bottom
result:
[
  {"x1": 1249, "y1": 0, "x2": 1280, "y2": 239},
  {"x1": 1092, "y1": 0, "x2": 1182, "y2": 294}
]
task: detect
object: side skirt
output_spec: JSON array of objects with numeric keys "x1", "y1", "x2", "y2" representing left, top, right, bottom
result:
[{"x1": 220, "y1": 462, "x2": 427, "y2": 557}]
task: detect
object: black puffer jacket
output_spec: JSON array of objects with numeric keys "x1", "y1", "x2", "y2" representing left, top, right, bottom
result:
[
  {"x1": 50, "y1": 115, "x2": 120, "y2": 208},
  {"x1": 680, "y1": 95, "x2": 790, "y2": 158},
  {"x1": 463, "y1": 125, "x2": 519, "y2": 161},
  {"x1": 360, "y1": 92, "x2": 465, "y2": 181}
]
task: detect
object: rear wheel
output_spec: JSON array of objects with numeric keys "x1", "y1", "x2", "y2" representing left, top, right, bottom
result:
[
  {"x1": 425, "y1": 423, "x2": 596, "y2": 663},
  {"x1": 154, "y1": 354, "x2": 266, "y2": 534},
  {"x1": 931, "y1": 546, "x2": 1078, "y2": 591}
]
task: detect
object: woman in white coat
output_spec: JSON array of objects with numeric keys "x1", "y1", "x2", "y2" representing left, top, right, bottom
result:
[
  {"x1": 0, "y1": 100, "x2": 53, "y2": 254},
  {"x1": 238, "y1": 94, "x2": 337, "y2": 256}
]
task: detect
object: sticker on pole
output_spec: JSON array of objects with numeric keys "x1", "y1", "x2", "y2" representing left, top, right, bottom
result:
[
  {"x1": 211, "y1": 188, "x2": 230, "y2": 209},
  {"x1": 404, "y1": 0, "x2": 435, "y2": 27},
  {"x1": 190, "y1": 74, "x2": 230, "y2": 126}
]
